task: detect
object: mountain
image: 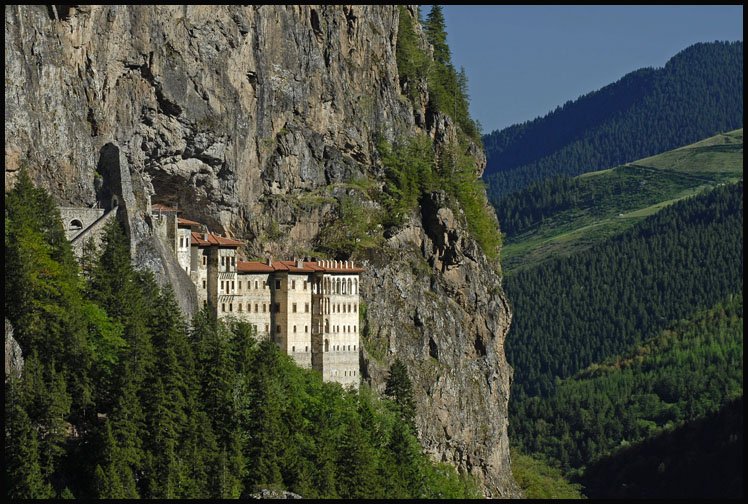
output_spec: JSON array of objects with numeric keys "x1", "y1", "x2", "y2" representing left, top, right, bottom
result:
[
  {"x1": 482, "y1": 41, "x2": 743, "y2": 201},
  {"x1": 4, "y1": 5, "x2": 517, "y2": 497},
  {"x1": 498, "y1": 128, "x2": 743, "y2": 273}
]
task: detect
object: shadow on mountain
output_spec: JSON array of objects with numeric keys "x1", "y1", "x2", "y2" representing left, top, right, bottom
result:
[{"x1": 579, "y1": 396, "x2": 743, "y2": 499}]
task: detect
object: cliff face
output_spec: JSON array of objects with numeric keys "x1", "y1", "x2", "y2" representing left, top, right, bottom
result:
[{"x1": 5, "y1": 5, "x2": 519, "y2": 496}]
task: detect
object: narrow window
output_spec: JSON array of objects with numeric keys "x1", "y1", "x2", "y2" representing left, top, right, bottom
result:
[
  {"x1": 276, "y1": 325, "x2": 281, "y2": 334},
  {"x1": 222, "y1": 303, "x2": 225, "y2": 312},
  {"x1": 275, "y1": 279, "x2": 281, "y2": 289},
  {"x1": 239, "y1": 281, "x2": 242, "y2": 291},
  {"x1": 238, "y1": 304, "x2": 243, "y2": 312},
  {"x1": 203, "y1": 300, "x2": 207, "y2": 307},
  {"x1": 354, "y1": 303, "x2": 357, "y2": 312},
  {"x1": 265, "y1": 324, "x2": 269, "y2": 333},
  {"x1": 262, "y1": 304, "x2": 266, "y2": 313},
  {"x1": 305, "y1": 325, "x2": 308, "y2": 333},
  {"x1": 255, "y1": 280, "x2": 259, "y2": 289},
  {"x1": 292, "y1": 280, "x2": 296, "y2": 290},
  {"x1": 305, "y1": 345, "x2": 308, "y2": 352},
  {"x1": 230, "y1": 303, "x2": 234, "y2": 312},
  {"x1": 293, "y1": 325, "x2": 297, "y2": 333},
  {"x1": 292, "y1": 303, "x2": 297, "y2": 313},
  {"x1": 275, "y1": 303, "x2": 280, "y2": 313},
  {"x1": 202, "y1": 255, "x2": 206, "y2": 266},
  {"x1": 292, "y1": 346, "x2": 295, "y2": 352},
  {"x1": 303, "y1": 281, "x2": 307, "y2": 290},
  {"x1": 354, "y1": 345, "x2": 356, "y2": 351},
  {"x1": 202, "y1": 280, "x2": 206, "y2": 289},
  {"x1": 354, "y1": 325, "x2": 357, "y2": 333},
  {"x1": 255, "y1": 303, "x2": 258, "y2": 312},
  {"x1": 231, "y1": 281, "x2": 235, "y2": 291},
  {"x1": 305, "y1": 302, "x2": 309, "y2": 313}
]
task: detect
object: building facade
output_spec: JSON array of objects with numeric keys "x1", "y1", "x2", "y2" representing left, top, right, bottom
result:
[{"x1": 151, "y1": 203, "x2": 362, "y2": 388}]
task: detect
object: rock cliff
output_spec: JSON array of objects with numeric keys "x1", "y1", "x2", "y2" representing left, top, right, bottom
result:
[{"x1": 5, "y1": 5, "x2": 519, "y2": 497}]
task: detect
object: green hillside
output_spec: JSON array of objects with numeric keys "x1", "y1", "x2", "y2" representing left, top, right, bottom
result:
[
  {"x1": 483, "y1": 41, "x2": 743, "y2": 200},
  {"x1": 511, "y1": 293, "x2": 743, "y2": 473},
  {"x1": 499, "y1": 128, "x2": 743, "y2": 273}
]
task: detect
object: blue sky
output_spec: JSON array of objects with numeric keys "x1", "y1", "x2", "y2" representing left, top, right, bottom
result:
[{"x1": 436, "y1": 5, "x2": 743, "y2": 134}]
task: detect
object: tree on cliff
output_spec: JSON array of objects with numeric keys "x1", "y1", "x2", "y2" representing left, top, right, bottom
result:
[{"x1": 385, "y1": 359, "x2": 416, "y2": 431}]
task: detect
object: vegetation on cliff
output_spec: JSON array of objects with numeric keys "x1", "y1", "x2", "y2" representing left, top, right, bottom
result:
[{"x1": 4, "y1": 173, "x2": 482, "y2": 499}]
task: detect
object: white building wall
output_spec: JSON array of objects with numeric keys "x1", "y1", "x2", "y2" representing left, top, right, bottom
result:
[
  {"x1": 321, "y1": 273, "x2": 360, "y2": 389},
  {"x1": 176, "y1": 228, "x2": 192, "y2": 274},
  {"x1": 235, "y1": 273, "x2": 273, "y2": 339},
  {"x1": 284, "y1": 273, "x2": 313, "y2": 369},
  {"x1": 191, "y1": 247, "x2": 209, "y2": 310}
]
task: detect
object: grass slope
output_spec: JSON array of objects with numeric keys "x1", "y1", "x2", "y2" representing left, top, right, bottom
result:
[{"x1": 501, "y1": 128, "x2": 743, "y2": 273}]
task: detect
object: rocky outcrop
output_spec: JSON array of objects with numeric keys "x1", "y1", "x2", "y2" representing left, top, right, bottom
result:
[
  {"x1": 5, "y1": 319, "x2": 24, "y2": 381},
  {"x1": 5, "y1": 5, "x2": 518, "y2": 497}
]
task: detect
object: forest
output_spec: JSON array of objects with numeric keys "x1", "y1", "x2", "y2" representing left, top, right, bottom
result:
[
  {"x1": 505, "y1": 181, "x2": 743, "y2": 399},
  {"x1": 4, "y1": 170, "x2": 481, "y2": 499},
  {"x1": 482, "y1": 41, "x2": 743, "y2": 201}
]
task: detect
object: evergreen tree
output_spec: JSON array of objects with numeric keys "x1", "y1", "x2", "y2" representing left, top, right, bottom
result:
[{"x1": 385, "y1": 358, "x2": 417, "y2": 431}]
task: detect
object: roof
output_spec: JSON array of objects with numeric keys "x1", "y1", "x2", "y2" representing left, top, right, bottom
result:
[
  {"x1": 178, "y1": 217, "x2": 202, "y2": 228},
  {"x1": 190, "y1": 231, "x2": 243, "y2": 248},
  {"x1": 237, "y1": 261, "x2": 275, "y2": 273},
  {"x1": 151, "y1": 203, "x2": 179, "y2": 213},
  {"x1": 236, "y1": 259, "x2": 363, "y2": 274}
]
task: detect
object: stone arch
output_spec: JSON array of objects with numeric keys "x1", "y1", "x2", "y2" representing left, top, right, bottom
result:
[
  {"x1": 324, "y1": 339, "x2": 329, "y2": 352},
  {"x1": 347, "y1": 279, "x2": 352, "y2": 295},
  {"x1": 111, "y1": 195, "x2": 119, "y2": 208},
  {"x1": 336, "y1": 278, "x2": 341, "y2": 294},
  {"x1": 354, "y1": 278, "x2": 358, "y2": 294},
  {"x1": 69, "y1": 219, "x2": 83, "y2": 231}
]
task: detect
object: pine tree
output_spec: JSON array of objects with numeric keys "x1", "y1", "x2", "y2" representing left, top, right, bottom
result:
[
  {"x1": 385, "y1": 358, "x2": 417, "y2": 431},
  {"x1": 4, "y1": 379, "x2": 54, "y2": 499}
]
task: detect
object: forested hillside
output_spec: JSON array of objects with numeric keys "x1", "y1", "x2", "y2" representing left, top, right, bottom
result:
[
  {"x1": 496, "y1": 129, "x2": 743, "y2": 272},
  {"x1": 580, "y1": 396, "x2": 743, "y2": 499},
  {"x1": 505, "y1": 181, "x2": 743, "y2": 399},
  {"x1": 4, "y1": 171, "x2": 481, "y2": 499},
  {"x1": 483, "y1": 41, "x2": 743, "y2": 200},
  {"x1": 512, "y1": 294, "x2": 743, "y2": 471}
]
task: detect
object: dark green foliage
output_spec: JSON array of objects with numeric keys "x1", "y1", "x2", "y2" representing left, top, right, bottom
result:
[
  {"x1": 396, "y1": 6, "x2": 430, "y2": 106},
  {"x1": 4, "y1": 176, "x2": 481, "y2": 499},
  {"x1": 510, "y1": 449, "x2": 585, "y2": 499},
  {"x1": 506, "y1": 181, "x2": 743, "y2": 400},
  {"x1": 484, "y1": 41, "x2": 743, "y2": 200},
  {"x1": 511, "y1": 293, "x2": 743, "y2": 472},
  {"x1": 421, "y1": 6, "x2": 482, "y2": 144},
  {"x1": 580, "y1": 397, "x2": 743, "y2": 499},
  {"x1": 385, "y1": 358, "x2": 417, "y2": 431}
]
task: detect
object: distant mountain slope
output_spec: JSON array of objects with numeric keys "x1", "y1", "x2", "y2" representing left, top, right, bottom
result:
[
  {"x1": 483, "y1": 41, "x2": 743, "y2": 201},
  {"x1": 580, "y1": 396, "x2": 743, "y2": 499},
  {"x1": 498, "y1": 128, "x2": 743, "y2": 273}
]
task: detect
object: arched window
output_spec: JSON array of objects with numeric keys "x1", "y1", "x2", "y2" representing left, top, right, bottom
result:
[
  {"x1": 347, "y1": 279, "x2": 352, "y2": 295},
  {"x1": 325, "y1": 319, "x2": 329, "y2": 333},
  {"x1": 69, "y1": 219, "x2": 83, "y2": 231},
  {"x1": 342, "y1": 279, "x2": 347, "y2": 294},
  {"x1": 336, "y1": 279, "x2": 341, "y2": 294},
  {"x1": 354, "y1": 279, "x2": 358, "y2": 295},
  {"x1": 325, "y1": 339, "x2": 329, "y2": 352}
]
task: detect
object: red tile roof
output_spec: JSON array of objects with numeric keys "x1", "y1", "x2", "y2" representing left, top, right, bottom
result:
[
  {"x1": 237, "y1": 261, "x2": 275, "y2": 273},
  {"x1": 235, "y1": 259, "x2": 363, "y2": 274},
  {"x1": 190, "y1": 231, "x2": 243, "y2": 248},
  {"x1": 178, "y1": 217, "x2": 202, "y2": 228}
]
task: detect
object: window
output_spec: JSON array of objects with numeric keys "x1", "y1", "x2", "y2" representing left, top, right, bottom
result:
[
  {"x1": 353, "y1": 345, "x2": 356, "y2": 351},
  {"x1": 221, "y1": 256, "x2": 225, "y2": 266},
  {"x1": 229, "y1": 303, "x2": 233, "y2": 312},
  {"x1": 303, "y1": 281, "x2": 307, "y2": 290},
  {"x1": 262, "y1": 304, "x2": 266, "y2": 313},
  {"x1": 292, "y1": 303, "x2": 297, "y2": 313},
  {"x1": 255, "y1": 303, "x2": 258, "y2": 312},
  {"x1": 348, "y1": 303, "x2": 351, "y2": 312},
  {"x1": 275, "y1": 279, "x2": 281, "y2": 289},
  {"x1": 203, "y1": 300, "x2": 207, "y2": 307},
  {"x1": 239, "y1": 281, "x2": 242, "y2": 291},
  {"x1": 202, "y1": 255, "x2": 206, "y2": 266},
  {"x1": 238, "y1": 304, "x2": 243, "y2": 312},
  {"x1": 222, "y1": 303, "x2": 226, "y2": 312},
  {"x1": 275, "y1": 303, "x2": 280, "y2": 313},
  {"x1": 293, "y1": 325, "x2": 297, "y2": 333},
  {"x1": 202, "y1": 280, "x2": 206, "y2": 289},
  {"x1": 292, "y1": 346, "x2": 295, "y2": 352},
  {"x1": 232, "y1": 256, "x2": 235, "y2": 266},
  {"x1": 354, "y1": 303, "x2": 357, "y2": 312},
  {"x1": 305, "y1": 325, "x2": 308, "y2": 333},
  {"x1": 305, "y1": 302, "x2": 309, "y2": 313},
  {"x1": 292, "y1": 280, "x2": 296, "y2": 290},
  {"x1": 276, "y1": 325, "x2": 281, "y2": 334},
  {"x1": 247, "y1": 303, "x2": 251, "y2": 312},
  {"x1": 255, "y1": 280, "x2": 258, "y2": 289},
  {"x1": 305, "y1": 346, "x2": 308, "y2": 352},
  {"x1": 265, "y1": 324, "x2": 269, "y2": 333},
  {"x1": 231, "y1": 281, "x2": 235, "y2": 291},
  {"x1": 325, "y1": 339, "x2": 329, "y2": 352},
  {"x1": 354, "y1": 325, "x2": 357, "y2": 333}
]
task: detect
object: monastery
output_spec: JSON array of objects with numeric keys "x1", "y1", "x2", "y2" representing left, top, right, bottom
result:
[{"x1": 150, "y1": 203, "x2": 362, "y2": 389}]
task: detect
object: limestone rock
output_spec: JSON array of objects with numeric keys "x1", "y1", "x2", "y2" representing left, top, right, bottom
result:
[
  {"x1": 4, "y1": 5, "x2": 519, "y2": 497},
  {"x1": 5, "y1": 319, "x2": 24, "y2": 381}
]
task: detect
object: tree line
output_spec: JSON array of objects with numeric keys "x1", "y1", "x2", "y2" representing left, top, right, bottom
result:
[{"x1": 4, "y1": 169, "x2": 481, "y2": 499}]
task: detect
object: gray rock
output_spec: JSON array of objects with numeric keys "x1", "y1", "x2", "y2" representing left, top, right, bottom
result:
[
  {"x1": 5, "y1": 319, "x2": 24, "y2": 381},
  {"x1": 4, "y1": 5, "x2": 519, "y2": 497}
]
